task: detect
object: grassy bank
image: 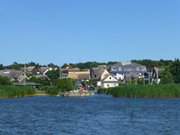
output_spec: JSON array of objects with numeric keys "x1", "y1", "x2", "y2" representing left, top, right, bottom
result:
[
  {"x1": 0, "y1": 85, "x2": 35, "y2": 98},
  {"x1": 98, "y1": 84, "x2": 180, "y2": 98},
  {"x1": 0, "y1": 85, "x2": 70, "y2": 99},
  {"x1": 40, "y1": 86, "x2": 61, "y2": 96}
]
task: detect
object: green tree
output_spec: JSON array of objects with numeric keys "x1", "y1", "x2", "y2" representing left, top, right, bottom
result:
[
  {"x1": 48, "y1": 63, "x2": 58, "y2": 68},
  {"x1": 170, "y1": 59, "x2": 180, "y2": 83},
  {"x1": 0, "y1": 64, "x2": 4, "y2": 70},
  {"x1": 160, "y1": 68, "x2": 174, "y2": 84},
  {"x1": 27, "y1": 62, "x2": 39, "y2": 67},
  {"x1": 28, "y1": 77, "x2": 50, "y2": 85},
  {"x1": 0, "y1": 76, "x2": 12, "y2": 85},
  {"x1": 56, "y1": 78, "x2": 75, "y2": 91},
  {"x1": 46, "y1": 70, "x2": 59, "y2": 81}
]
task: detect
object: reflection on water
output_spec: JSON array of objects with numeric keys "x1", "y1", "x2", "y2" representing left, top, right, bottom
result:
[{"x1": 0, "y1": 95, "x2": 180, "y2": 135}]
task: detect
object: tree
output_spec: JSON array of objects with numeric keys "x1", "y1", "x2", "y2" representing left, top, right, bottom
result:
[
  {"x1": 0, "y1": 64, "x2": 4, "y2": 70},
  {"x1": 28, "y1": 77, "x2": 50, "y2": 85},
  {"x1": 48, "y1": 63, "x2": 58, "y2": 68},
  {"x1": 56, "y1": 78, "x2": 75, "y2": 91},
  {"x1": 9, "y1": 62, "x2": 24, "y2": 70},
  {"x1": 61, "y1": 63, "x2": 69, "y2": 69},
  {"x1": 28, "y1": 62, "x2": 39, "y2": 67},
  {"x1": 61, "y1": 62, "x2": 106, "y2": 69},
  {"x1": 170, "y1": 59, "x2": 180, "y2": 83},
  {"x1": 46, "y1": 70, "x2": 59, "y2": 81},
  {"x1": 0, "y1": 76, "x2": 12, "y2": 85},
  {"x1": 160, "y1": 68, "x2": 174, "y2": 84}
]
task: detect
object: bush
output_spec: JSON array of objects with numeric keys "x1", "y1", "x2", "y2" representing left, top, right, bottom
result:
[
  {"x1": 0, "y1": 76, "x2": 12, "y2": 85},
  {"x1": 160, "y1": 68, "x2": 174, "y2": 84},
  {"x1": 29, "y1": 77, "x2": 50, "y2": 85},
  {"x1": 56, "y1": 78, "x2": 75, "y2": 92}
]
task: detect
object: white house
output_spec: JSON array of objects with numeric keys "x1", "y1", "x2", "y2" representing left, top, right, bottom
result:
[
  {"x1": 97, "y1": 74, "x2": 119, "y2": 88},
  {"x1": 96, "y1": 69, "x2": 119, "y2": 88}
]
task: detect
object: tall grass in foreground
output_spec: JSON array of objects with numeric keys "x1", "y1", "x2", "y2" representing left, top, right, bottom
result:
[
  {"x1": 0, "y1": 85, "x2": 35, "y2": 98},
  {"x1": 98, "y1": 84, "x2": 180, "y2": 98}
]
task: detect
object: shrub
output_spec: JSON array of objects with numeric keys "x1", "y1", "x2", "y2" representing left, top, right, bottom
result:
[
  {"x1": 0, "y1": 76, "x2": 12, "y2": 85},
  {"x1": 56, "y1": 78, "x2": 75, "y2": 92}
]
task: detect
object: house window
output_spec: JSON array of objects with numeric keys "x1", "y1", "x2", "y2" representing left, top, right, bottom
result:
[{"x1": 109, "y1": 77, "x2": 112, "y2": 80}]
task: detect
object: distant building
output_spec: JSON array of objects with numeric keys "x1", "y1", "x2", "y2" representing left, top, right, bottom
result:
[
  {"x1": 68, "y1": 69, "x2": 90, "y2": 80},
  {"x1": 94, "y1": 69, "x2": 118, "y2": 88},
  {"x1": 109, "y1": 62, "x2": 147, "y2": 81},
  {"x1": 90, "y1": 65, "x2": 107, "y2": 80},
  {"x1": 0, "y1": 69, "x2": 25, "y2": 82},
  {"x1": 25, "y1": 66, "x2": 36, "y2": 74},
  {"x1": 97, "y1": 74, "x2": 119, "y2": 88},
  {"x1": 29, "y1": 66, "x2": 58, "y2": 77}
]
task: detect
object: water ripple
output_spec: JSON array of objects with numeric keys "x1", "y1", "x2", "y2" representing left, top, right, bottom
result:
[{"x1": 0, "y1": 96, "x2": 180, "y2": 135}]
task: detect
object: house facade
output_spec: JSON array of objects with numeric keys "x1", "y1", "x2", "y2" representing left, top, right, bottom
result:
[
  {"x1": 96, "y1": 69, "x2": 119, "y2": 88},
  {"x1": 109, "y1": 62, "x2": 147, "y2": 81},
  {"x1": 68, "y1": 69, "x2": 90, "y2": 80},
  {"x1": 97, "y1": 74, "x2": 119, "y2": 88}
]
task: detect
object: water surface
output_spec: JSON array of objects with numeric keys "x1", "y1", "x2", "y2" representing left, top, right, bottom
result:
[{"x1": 0, "y1": 95, "x2": 180, "y2": 135}]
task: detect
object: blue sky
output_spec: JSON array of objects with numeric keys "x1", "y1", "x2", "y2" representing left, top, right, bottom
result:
[{"x1": 0, "y1": 0, "x2": 179, "y2": 65}]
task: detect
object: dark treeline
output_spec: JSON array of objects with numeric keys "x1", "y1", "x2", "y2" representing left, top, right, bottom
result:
[
  {"x1": 0, "y1": 62, "x2": 59, "y2": 70},
  {"x1": 132, "y1": 59, "x2": 174, "y2": 69},
  {"x1": 0, "y1": 62, "x2": 40, "y2": 70},
  {"x1": 0, "y1": 61, "x2": 118, "y2": 70},
  {"x1": 62, "y1": 59, "x2": 178, "y2": 69},
  {"x1": 0, "y1": 59, "x2": 178, "y2": 69},
  {"x1": 61, "y1": 61, "x2": 118, "y2": 69}
]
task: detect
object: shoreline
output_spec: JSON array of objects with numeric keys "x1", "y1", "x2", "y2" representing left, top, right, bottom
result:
[{"x1": 1, "y1": 94, "x2": 180, "y2": 100}]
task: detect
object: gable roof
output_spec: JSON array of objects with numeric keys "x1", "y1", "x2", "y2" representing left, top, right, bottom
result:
[
  {"x1": 102, "y1": 75, "x2": 118, "y2": 82},
  {"x1": 100, "y1": 69, "x2": 110, "y2": 80},
  {"x1": 91, "y1": 66, "x2": 107, "y2": 80}
]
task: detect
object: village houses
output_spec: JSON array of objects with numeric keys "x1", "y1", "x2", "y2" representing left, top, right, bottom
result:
[{"x1": 0, "y1": 61, "x2": 159, "y2": 88}]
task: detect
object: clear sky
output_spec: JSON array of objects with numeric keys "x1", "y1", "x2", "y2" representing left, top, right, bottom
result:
[{"x1": 0, "y1": 0, "x2": 179, "y2": 65}]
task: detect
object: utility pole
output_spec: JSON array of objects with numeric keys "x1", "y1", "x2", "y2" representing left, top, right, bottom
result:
[
  {"x1": 23, "y1": 64, "x2": 26, "y2": 85},
  {"x1": 59, "y1": 66, "x2": 62, "y2": 79}
]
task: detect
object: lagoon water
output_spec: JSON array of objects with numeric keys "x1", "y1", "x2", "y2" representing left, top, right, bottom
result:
[{"x1": 0, "y1": 95, "x2": 180, "y2": 135}]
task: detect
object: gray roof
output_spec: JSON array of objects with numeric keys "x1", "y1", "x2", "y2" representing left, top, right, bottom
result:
[
  {"x1": 91, "y1": 66, "x2": 106, "y2": 80},
  {"x1": 0, "y1": 69, "x2": 24, "y2": 79},
  {"x1": 110, "y1": 62, "x2": 147, "y2": 73}
]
